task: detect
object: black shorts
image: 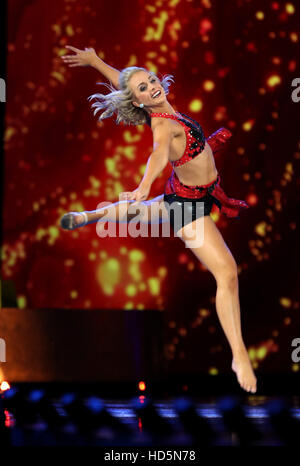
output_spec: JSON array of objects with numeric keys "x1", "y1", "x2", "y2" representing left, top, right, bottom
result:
[{"x1": 163, "y1": 192, "x2": 219, "y2": 234}]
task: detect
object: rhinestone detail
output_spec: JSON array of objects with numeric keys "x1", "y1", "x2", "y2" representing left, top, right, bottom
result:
[{"x1": 150, "y1": 111, "x2": 206, "y2": 167}]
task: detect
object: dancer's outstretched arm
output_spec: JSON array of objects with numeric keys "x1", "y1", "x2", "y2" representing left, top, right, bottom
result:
[
  {"x1": 61, "y1": 45, "x2": 120, "y2": 89},
  {"x1": 60, "y1": 47, "x2": 172, "y2": 230}
]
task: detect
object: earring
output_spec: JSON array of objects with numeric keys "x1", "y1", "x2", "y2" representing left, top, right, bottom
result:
[{"x1": 139, "y1": 103, "x2": 144, "y2": 108}]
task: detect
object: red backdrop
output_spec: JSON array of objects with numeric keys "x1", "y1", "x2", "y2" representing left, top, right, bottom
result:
[{"x1": 2, "y1": 0, "x2": 300, "y2": 373}]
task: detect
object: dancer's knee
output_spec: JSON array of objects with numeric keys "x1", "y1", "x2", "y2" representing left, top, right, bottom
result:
[{"x1": 215, "y1": 262, "x2": 238, "y2": 289}]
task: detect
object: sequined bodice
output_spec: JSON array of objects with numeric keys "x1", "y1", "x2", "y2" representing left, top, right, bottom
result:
[{"x1": 150, "y1": 111, "x2": 206, "y2": 167}]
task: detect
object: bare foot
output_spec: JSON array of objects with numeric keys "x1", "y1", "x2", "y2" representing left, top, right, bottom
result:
[
  {"x1": 231, "y1": 351, "x2": 257, "y2": 393},
  {"x1": 60, "y1": 212, "x2": 88, "y2": 230}
]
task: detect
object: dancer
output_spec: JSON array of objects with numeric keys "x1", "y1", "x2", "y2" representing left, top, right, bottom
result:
[{"x1": 60, "y1": 45, "x2": 257, "y2": 393}]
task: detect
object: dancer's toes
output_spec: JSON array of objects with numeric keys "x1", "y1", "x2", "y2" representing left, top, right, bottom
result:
[
  {"x1": 60, "y1": 212, "x2": 88, "y2": 230},
  {"x1": 231, "y1": 355, "x2": 257, "y2": 394}
]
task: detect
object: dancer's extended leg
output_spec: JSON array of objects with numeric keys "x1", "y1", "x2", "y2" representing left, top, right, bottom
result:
[
  {"x1": 60, "y1": 194, "x2": 169, "y2": 230},
  {"x1": 176, "y1": 215, "x2": 257, "y2": 394}
]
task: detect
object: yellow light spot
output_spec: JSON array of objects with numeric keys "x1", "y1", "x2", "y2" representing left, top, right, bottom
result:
[
  {"x1": 143, "y1": 11, "x2": 168, "y2": 42},
  {"x1": 126, "y1": 284, "x2": 137, "y2": 297},
  {"x1": 129, "y1": 263, "x2": 142, "y2": 282},
  {"x1": 145, "y1": 61, "x2": 158, "y2": 73},
  {"x1": 257, "y1": 347, "x2": 267, "y2": 359},
  {"x1": 158, "y1": 266, "x2": 167, "y2": 278},
  {"x1": 4, "y1": 127, "x2": 16, "y2": 142},
  {"x1": 51, "y1": 71, "x2": 65, "y2": 84},
  {"x1": 242, "y1": 119, "x2": 255, "y2": 131},
  {"x1": 137, "y1": 303, "x2": 145, "y2": 310},
  {"x1": 68, "y1": 203, "x2": 85, "y2": 215},
  {"x1": 203, "y1": 80, "x2": 215, "y2": 91},
  {"x1": 64, "y1": 259, "x2": 74, "y2": 267},
  {"x1": 49, "y1": 226, "x2": 59, "y2": 239},
  {"x1": 70, "y1": 290, "x2": 78, "y2": 299},
  {"x1": 209, "y1": 367, "x2": 218, "y2": 375},
  {"x1": 36, "y1": 228, "x2": 46, "y2": 240},
  {"x1": 105, "y1": 158, "x2": 119, "y2": 178},
  {"x1": 290, "y1": 32, "x2": 298, "y2": 42},
  {"x1": 292, "y1": 364, "x2": 299, "y2": 372},
  {"x1": 124, "y1": 302, "x2": 134, "y2": 309},
  {"x1": 267, "y1": 74, "x2": 281, "y2": 88},
  {"x1": 169, "y1": 20, "x2": 181, "y2": 40},
  {"x1": 256, "y1": 11, "x2": 264, "y2": 20},
  {"x1": 148, "y1": 277, "x2": 160, "y2": 296},
  {"x1": 129, "y1": 249, "x2": 145, "y2": 262},
  {"x1": 199, "y1": 308, "x2": 209, "y2": 317},
  {"x1": 117, "y1": 145, "x2": 136, "y2": 161},
  {"x1": 126, "y1": 55, "x2": 137, "y2": 66},
  {"x1": 97, "y1": 258, "x2": 121, "y2": 295},
  {"x1": 188, "y1": 99, "x2": 203, "y2": 112},
  {"x1": 66, "y1": 25, "x2": 75, "y2": 36},
  {"x1": 255, "y1": 221, "x2": 267, "y2": 237},
  {"x1": 89, "y1": 252, "x2": 97, "y2": 261},
  {"x1": 52, "y1": 25, "x2": 62, "y2": 37},
  {"x1": 248, "y1": 348, "x2": 256, "y2": 360},
  {"x1": 140, "y1": 164, "x2": 146, "y2": 175},
  {"x1": 123, "y1": 131, "x2": 141, "y2": 143},
  {"x1": 280, "y1": 297, "x2": 292, "y2": 308},
  {"x1": 147, "y1": 51, "x2": 157, "y2": 58},
  {"x1": 17, "y1": 295, "x2": 27, "y2": 309},
  {"x1": 145, "y1": 5, "x2": 156, "y2": 13},
  {"x1": 33, "y1": 202, "x2": 39, "y2": 211},
  {"x1": 210, "y1": 211, "x2": 219, "y2": 222},
  {"x1": 285, "y1": 3, "x2": 295, "y2": 14}
]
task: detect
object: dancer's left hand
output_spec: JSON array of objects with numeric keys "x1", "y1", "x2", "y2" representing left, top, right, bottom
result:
[{"x1": 119, "y1": 184, "x2": 150, "y2": 203}]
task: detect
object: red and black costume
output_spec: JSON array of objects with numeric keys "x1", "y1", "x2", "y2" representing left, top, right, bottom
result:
[{"x1": 149, "y1": 111, "x2": 249, "y2": 233}]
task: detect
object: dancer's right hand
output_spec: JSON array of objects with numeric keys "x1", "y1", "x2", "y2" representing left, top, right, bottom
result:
[
  {"x1": 61, "y1": 45, "x2": 98, "y2": 67},
  {"x1": 119, "y1": 192, "x2": 133, "y2": 201}
]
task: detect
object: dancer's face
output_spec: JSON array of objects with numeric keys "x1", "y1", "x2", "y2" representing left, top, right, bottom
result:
[{"x1": 129, "y1": 71, "x2": 165, "y2": 110}]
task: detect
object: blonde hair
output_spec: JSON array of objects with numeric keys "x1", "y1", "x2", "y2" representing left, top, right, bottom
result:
[{"x1": 87, "y1": 66, "x2": 174, "y2": 126}]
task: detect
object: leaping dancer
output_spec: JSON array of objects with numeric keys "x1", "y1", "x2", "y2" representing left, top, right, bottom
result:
[{"x1": 60, "y1": 45, "x2": 257, "y2": 393}]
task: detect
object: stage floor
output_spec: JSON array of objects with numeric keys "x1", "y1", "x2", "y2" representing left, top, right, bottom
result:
[{"x1": 1, "y1": 383, "x2": 300, "y2": 446}]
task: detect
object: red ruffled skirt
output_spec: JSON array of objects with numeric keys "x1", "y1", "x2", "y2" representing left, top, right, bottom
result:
[{"x1": 164, "y1": 171, "x2": 249, "y2": 219}]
